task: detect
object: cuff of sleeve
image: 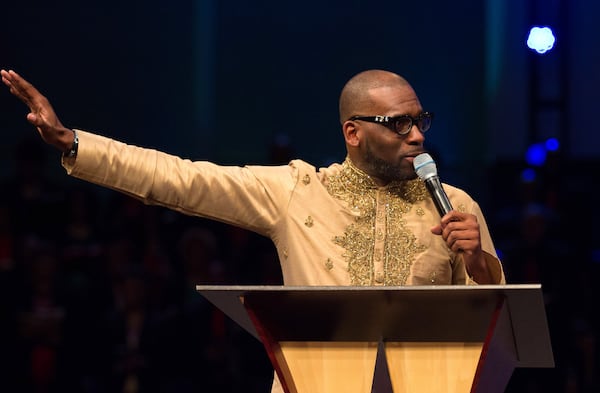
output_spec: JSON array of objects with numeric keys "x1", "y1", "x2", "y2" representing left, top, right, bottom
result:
[
  {"x1": 484, "y1": 251, "x2": 505, "y2": 284},
  {"x1": 465, "y1": 251, "x2": 505, "y2": 285}
]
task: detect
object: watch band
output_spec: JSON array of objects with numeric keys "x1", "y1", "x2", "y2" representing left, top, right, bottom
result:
[{"x1": 65, "y1": 129, "x2": 79, "y2": 158}]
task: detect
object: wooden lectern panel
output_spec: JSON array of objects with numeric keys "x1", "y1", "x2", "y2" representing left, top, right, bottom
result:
[
  {"x1": 385, "y1": 342, "x2": 484, "y2": 393},
  {"x1": 277, "y1": 341, "x2": 378, "y2": 393}
]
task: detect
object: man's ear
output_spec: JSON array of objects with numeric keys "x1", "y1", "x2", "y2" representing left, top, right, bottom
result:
[{"x1": 342, "y1": 120, "x2": 360, "y2": 147}]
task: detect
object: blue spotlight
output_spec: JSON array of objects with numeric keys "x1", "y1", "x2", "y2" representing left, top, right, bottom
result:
[
  {"x1": 521, "y1": 168, "x2": 537, "y2": 183},
  {"x1": 545, "y1": 138, "x2": 559, "y2": 152},
  {"x1": 525, "y1": 143, "x2": 547, "y2": 166},
  {"x1": 527, "y1": 26, "x2": 556, "y2": 54}
]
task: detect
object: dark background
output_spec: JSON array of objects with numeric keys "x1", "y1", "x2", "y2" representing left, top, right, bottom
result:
[{"x1": 0, "y1": 0, "x2": 598, "y2": 392}]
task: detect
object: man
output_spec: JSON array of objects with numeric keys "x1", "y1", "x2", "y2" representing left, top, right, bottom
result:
[{"x1": 2, "y1": 68, "x2": 505, "y2": 390}]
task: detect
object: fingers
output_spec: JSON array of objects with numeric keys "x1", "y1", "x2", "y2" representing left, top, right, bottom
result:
[
  {"x1": 3, "y1": 69, "x2": 71, "y2": 151},
  {"x1": 446, "y1": 235, "x2": 477, "y2": 254},
  {"x1": 432, "y1": 211, "x2": 481, "y2": 253},
  {"x1": 1, "y1": 69, "x2": 41, "y2": 108},
  {"x1": 439, "y1": 210, "x2": 466, "y2": 226},
  {"x1": 2, "y1": 70, "x2": 56, "y2": 123},
  {"x1": 430, "y1": 224, "x2": 442, "y2": 235},
  {"x1": 1, "y1": 70, "x2": 18, "y2": 97},
  {"x1": 0, "y1": 69, "x2": 11, "y2": 83},
  {"x1": 1, "y1": 69, "x2": 19, "y2": 91},
  {"x1": 2, "y1": 69, "x2": 25, "y2": 86},
  {"x1": 26, "y1": 112, "x2": 43, "y2": 127},
  {"x1": 2, "y1": 69, "x2": 29, "y2": 103}
]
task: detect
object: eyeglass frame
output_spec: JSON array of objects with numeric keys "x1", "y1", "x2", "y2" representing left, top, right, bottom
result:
[{"x1": 348, "y1": 112, "x2": 434, "y2": 135}]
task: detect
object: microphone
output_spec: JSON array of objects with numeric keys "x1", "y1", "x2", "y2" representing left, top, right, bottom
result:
[{"x1": 413, "y1": 153, "x2": 453, "y2": 217}]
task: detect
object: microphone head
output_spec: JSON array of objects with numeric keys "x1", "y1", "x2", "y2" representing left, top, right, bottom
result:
[{"x1": 413, "y1": 153, "x2": 438, "y2": 180}]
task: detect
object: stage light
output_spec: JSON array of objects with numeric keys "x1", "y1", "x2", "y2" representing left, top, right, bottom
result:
[
  {"x1": 521, "y1": 168, "x2": 537, "y2": 183},
  {"x1": 545, "y1": 137, "x2": 559, "y2": 152},
  {"x1": 526, "y1": 26, "x2": 556, "y2": 54},
  {"x1": 525, "y1": 142, "x2": 547, "y2": 166}
]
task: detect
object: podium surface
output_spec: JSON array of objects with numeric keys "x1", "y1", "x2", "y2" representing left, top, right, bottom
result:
[{"x1": 196, "y1": 285, "x2": 554, "y2": 392}]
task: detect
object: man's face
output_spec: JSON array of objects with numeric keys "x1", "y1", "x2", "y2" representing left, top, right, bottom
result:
[{"x1": 350, "y1": 84, "x2": 427, "y2": 184}]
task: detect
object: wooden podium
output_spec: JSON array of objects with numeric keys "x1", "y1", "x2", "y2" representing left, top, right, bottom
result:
[{"x1": 196, "y1": 285, "x2": 554, "y2": 393}]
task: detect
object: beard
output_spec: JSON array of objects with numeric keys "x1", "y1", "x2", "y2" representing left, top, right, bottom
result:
[{"x1": 363, "y1": 144, "x2": 418, "y2": 183}]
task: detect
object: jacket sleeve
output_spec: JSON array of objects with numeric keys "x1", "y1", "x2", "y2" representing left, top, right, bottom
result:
[{"x1": 62, "y1": 130, "x2": 298, "y2": 237}]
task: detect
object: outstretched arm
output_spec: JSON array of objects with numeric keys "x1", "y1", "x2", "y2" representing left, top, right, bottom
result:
[{"x1": 1, "y1": 69, "x2": 74, "y2": 153}]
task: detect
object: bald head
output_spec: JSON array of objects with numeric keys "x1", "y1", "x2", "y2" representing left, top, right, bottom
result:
[{"x1": 338, "y1": 70, "x2": 411, "y2": 123}]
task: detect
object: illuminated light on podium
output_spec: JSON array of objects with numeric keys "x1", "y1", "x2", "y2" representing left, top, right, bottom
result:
[{"x1": 526, "y1": 26, "x2": 556, "y2": 54}]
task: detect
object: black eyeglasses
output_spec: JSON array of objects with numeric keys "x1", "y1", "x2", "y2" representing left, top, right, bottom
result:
[{"x1": 349, "y1": 112, "x2": 434, "y2": 135}]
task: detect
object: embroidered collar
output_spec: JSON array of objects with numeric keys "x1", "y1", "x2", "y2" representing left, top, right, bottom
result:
[{"x1": 330, "y1": 157, "x2": 428, "y2": 203}]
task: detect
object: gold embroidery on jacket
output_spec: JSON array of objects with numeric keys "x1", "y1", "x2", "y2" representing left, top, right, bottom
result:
[
  {"x1": 305, "y1": 216, "x2": 314, "y2": 227},
  {"x1": 326, "y1": 158, "x2": 428, "y2": 285}
]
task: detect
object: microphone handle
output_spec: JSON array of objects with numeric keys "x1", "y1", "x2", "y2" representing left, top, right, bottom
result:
[{"x1": 425, "y1": 176, "x2": 453, "y2": 217}]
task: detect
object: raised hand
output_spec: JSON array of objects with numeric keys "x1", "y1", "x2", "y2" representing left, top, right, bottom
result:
[{"x1": 2, "y1": 69, "x2": 74, "y2": 152}]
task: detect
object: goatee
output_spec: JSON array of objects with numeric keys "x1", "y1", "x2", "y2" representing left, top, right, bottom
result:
[{"x1": 363, "y1": 148, "x2": 417, "y2": 183}]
